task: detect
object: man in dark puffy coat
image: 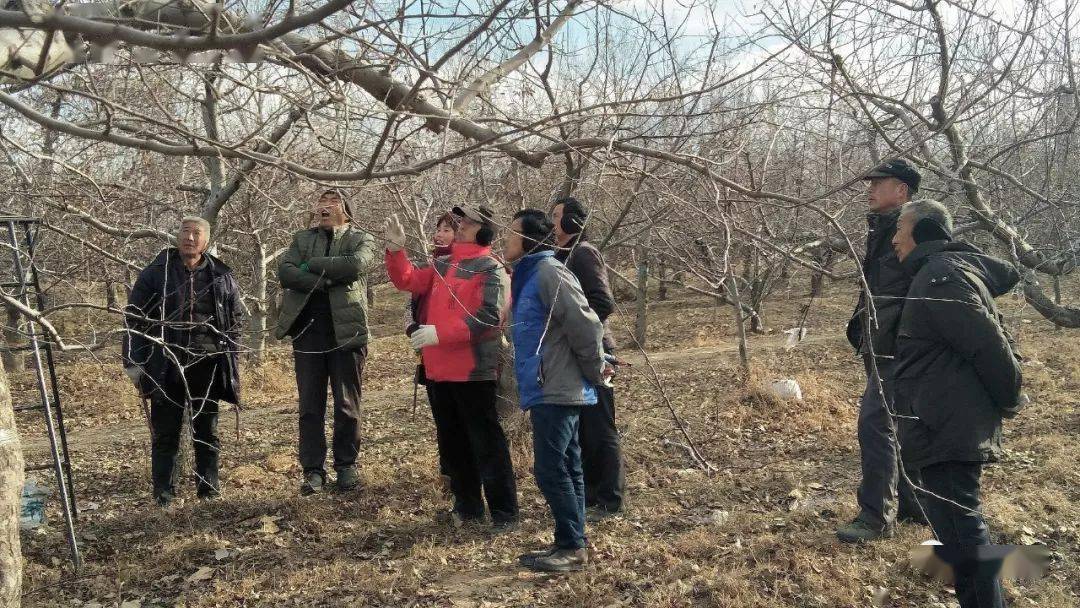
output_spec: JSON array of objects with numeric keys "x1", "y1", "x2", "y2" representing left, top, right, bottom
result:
[
  {"x1": 892, "y1": 199, "x2": 1022, "y2": 608},
  {"x1": 550, "y1": 197, "x2": 625, "y2": 518},
  {"x1": 838, "y1": 158, "x2": 927, "y2": 543},
  {"x1": 123, "y1": 216, "x2": 243, "y2": 507}
]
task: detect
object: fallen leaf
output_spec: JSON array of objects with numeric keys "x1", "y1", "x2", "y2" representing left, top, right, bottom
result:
[
  {"x1": 256, "y1": 515, "x2": 283, "y2": 535},
  {"x1": 186, "y1": 566, "x2": 214, "y2": 583}
]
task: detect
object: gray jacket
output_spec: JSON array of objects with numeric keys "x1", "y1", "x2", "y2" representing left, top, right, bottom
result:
[{"x1": 510, "y1": 251, "x2": 606, "y2": 409}]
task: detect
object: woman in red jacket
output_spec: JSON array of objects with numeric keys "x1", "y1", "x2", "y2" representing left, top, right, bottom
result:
[
  {"x1": 385, "y1": 205, "x2": 519, "y2": 530},
  {"x1": 406, "y1": 212, "x2": 456, "y2": 490}
]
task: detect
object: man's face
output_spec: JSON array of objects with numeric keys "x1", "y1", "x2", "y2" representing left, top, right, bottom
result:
[
  {"x1": 867, "y1": 177, "x2": 908, "y2": 213},
  {"x1": 504, "y1": 218, "x2": 525, "y2": 262},
  {"x1": 314, "y1": 193, "x2": 346, "y2": 228},
  {"x1": 178, "y1": 221, "x2": 209, "y2": 257},
  {"x1": 455, "y1": 217, "x2": 481, "y2": 244},
  {"x1": 433, "y1": 221, "x2": 455, "y2": 247},
  {"x1": 551, "y1": 204, "x2": 567, "y2": 241},
  {"x1": 892, "y1": 213, "x2": 917, "y2": 261}
]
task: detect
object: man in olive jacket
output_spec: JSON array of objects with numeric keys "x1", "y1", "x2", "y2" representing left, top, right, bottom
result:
[
  {"x1": 276, "y1": 190, "x2": 376, "y2": 495},
  {"x1": 892, "y1": 199, "x2": 1022, "y2": 608},
  {"x1": 838, "y1": 158, "x2": 927, "y2": 543}
]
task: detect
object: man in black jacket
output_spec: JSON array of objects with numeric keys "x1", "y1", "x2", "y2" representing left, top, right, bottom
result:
[
  {"x1": 892, "y1": 199, "x2": 1021, "y2": 608},
  {"x1": 123, "y1": 217, "x2": 243, "y2": 507},
  {"x1": 838, "y1": 158, "x2": 927, "y2": 543},
  {"x1": 551, "y1": 197, "x2": 625, "y2": 518}
]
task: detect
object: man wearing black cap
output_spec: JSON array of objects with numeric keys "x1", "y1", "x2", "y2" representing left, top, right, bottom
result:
[
  {"x1": 892, "y1": 199, "x2": 1022, "y2": 607},
  {"x1": 838, "y1": 158, "x2": 927, "y2": 543}
]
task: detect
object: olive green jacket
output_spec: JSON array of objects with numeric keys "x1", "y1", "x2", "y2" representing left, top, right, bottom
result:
[{"x1": 275, "y1": 225, "x2": 376, "y2": 350}]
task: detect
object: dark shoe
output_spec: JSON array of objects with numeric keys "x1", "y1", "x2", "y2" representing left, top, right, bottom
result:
[
  {"x1": 154, "y1": 491, "x2": 176, "y2": 508},
  {"x1": 300, "y1": 471, "x2": 325, "y2": 496},
  {"x1": 335, "y1": 466, "x2": 361, "y2": 492},
  {"x1": 449, "y1": 509, "x2": 484, "y2": 529},
  {"x1": 836, "y1": 518, "x2": 894, "y2": 543},
  {"x1": 528, "y1": 548, "x2": 588, "y2": 572},
  {"x1": 586, "y1": 506, "x2": 622, "y2": 523},
  {"x1": 518, "y1": 545, "x2": 558, "y2": 567},
  {"x1": 198, "y1": 489, "x2": 221, "y2": 501},
  {"x1": 492, "y1": 518, "x2": 520, "y2": 535},
  {"x1": 897, "y1": 510, "x2": 929, "y2": 526}
]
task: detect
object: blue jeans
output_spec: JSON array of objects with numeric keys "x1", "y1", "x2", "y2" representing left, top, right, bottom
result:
[
  {"x1": 920, "y1": 462, "x2": 1006, "y2": 608},
  {"x1": 530, "y1": 405, "x2": 586, "y2": 550}
]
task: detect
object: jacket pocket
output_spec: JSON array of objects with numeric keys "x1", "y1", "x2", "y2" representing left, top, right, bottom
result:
[{"x1": 896, "y1": 373, "x2": 952, "y2": 431}]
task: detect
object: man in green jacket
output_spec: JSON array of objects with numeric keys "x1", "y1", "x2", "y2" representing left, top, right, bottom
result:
[{"x1": 276, "y1": 190, "x2": 376, "y2": 495}]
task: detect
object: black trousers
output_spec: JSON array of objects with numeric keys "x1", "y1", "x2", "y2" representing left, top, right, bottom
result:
[
  {"x1": 581, "y1": 383, "x2": 625, "y2": 512},
  {"x1": 424, "y1": 383, "x2": 450, "y2": 480},
  {"x1": 857, "y1": 357, "x2": 923, "y2": 527},
  {"x1": 293, "y1": 329, "x2": 366, "y2": 475},
  {"x1": 427, "y1": 381, "x2": 519, "y2": 523},
  {"x1": 920, "y1": 461, "x2": 1007, "y2": 608},
  {"x1": 150, "y1": 355, "x2": 222, "y2": 498}
]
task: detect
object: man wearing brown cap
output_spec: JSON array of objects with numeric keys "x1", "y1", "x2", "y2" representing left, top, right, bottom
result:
[{"x1": 838, "y1": 158, "x2": 927, "y2": 543}]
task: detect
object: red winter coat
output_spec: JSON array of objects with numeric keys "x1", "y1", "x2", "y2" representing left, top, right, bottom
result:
[{"x1": 386, "y1": 243, "x2": 507, "y2": 382}]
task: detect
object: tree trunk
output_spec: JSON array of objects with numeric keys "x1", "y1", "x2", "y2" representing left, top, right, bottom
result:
[
  {"x1": 657, "y1": 260, "x2": 669, "y2": 301},
  {"x1": 0, "y1": 359, "x2": 24, "y2": 606},
  {"x1": 248, "y1": 243, "x2": 268, "y2": 364},
  {"x1": 634, "y1": 243, "x2": 649, "y2": 348},
  {"x1": 725, "y1": 274, "x2": 751, "y2": 374},
  {"x1": 3, "y1": 305, "x2": 24, "y2": 372}
]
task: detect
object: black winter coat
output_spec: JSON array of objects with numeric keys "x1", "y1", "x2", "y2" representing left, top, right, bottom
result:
[
  {"x1": 846, "y1": 210, "x2": 911, "y2": 357},
  {"x1": 555, "y1": 239, "x2": 617, "y2": 352},
  {"x1": 894, "y1": 240, "x2": 1022, "y2": 470},
  {"x1": 123, "y1": 248, "x2": 243, "y2": 405}
]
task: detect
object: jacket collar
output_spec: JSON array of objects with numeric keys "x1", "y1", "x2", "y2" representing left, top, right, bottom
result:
[
  {"x1": 867, "y1": 208, "x2": 901, "y2": 231},
  {"x1": 149, "y1": 248, "x2": 232, "y2": 276},
  {"x1": 512, "y1": 250, "x2": 555, "y2": 270},
  {"x1": 510, "y1": 251, "x2": 554, "y2": 302},
  {"x1": 900, "y1": 239, "x2": 951, "y2": 276},
  {"x1": 450, "y1": 242, "x2": 491, "y2": 260}
]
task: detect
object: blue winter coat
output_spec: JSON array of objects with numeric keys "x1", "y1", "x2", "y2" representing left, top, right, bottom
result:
[{"x1": 509, "y1": 251, "x2": 606, "y2": 410}]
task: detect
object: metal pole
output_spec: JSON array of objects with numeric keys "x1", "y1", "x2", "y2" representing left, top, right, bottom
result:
[
  {"x1": 5, "y1": 220, "x2": 81, "y2": 569},
  {"x1": 23, "y1": 222, "x2": 77, "y2": 520}
]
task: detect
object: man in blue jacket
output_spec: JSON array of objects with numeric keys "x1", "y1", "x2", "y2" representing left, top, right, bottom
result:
[{"x1": 505, "y1": 209, "x2": 610, "y2": 573}]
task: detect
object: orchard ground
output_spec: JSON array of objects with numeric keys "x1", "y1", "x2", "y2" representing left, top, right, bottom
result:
[{"x1": 11, "y1": 283, "x2": 1080, "y2": 607}]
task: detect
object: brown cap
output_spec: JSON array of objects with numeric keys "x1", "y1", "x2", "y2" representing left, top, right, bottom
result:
[{"x1": 452, "y1": 205, "x2": 494, "y2": 226}]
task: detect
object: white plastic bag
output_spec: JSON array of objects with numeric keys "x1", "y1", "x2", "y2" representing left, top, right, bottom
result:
[{"x1": 767, "y1": 378, "x2": 803, "y2": 402}]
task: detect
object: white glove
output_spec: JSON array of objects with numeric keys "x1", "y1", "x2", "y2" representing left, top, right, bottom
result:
[
  {"x1": 601, "y1": 362, "x2": 616, "y2": 387},
  {"x1": 384, "y1": 214, "x2": 406, "y2": 252},
  {"x1": 409, "y1": 325, "x2": 439, "y2": 350},
  {"x1": 123, "y1": 366, "x2": 144, "y2": 387}
]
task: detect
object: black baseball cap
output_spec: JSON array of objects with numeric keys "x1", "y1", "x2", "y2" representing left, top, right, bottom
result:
[
  {"x1": 452, "y1": 205, "x2": 494, "y2": 226},
  {"x1": 865, "y1": 158, "x2": 921, "y2": 193}
]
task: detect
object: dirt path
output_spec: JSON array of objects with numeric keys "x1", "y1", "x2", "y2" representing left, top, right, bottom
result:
[{"x1": 23, "y1": 333, "x2": 844, "y2": 456}]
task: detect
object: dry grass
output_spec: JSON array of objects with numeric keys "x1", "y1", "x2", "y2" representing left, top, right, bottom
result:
[{"x1": 13, "y1": 284, "x2": 1080, "y2": 607}]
